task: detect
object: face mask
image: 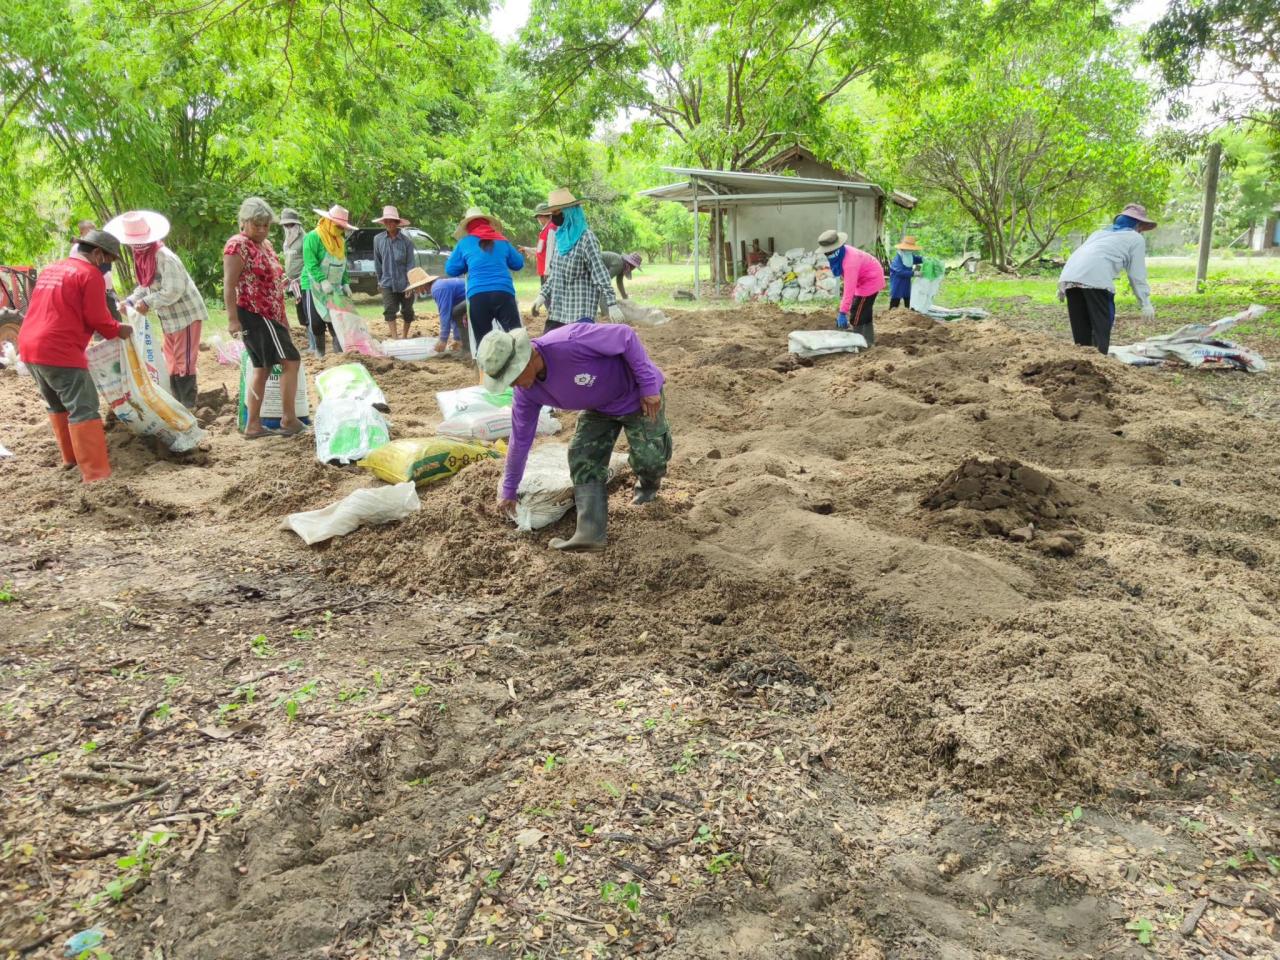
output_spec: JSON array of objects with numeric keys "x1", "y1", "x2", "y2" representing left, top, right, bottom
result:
[
  {"x1": 96, "y1": 255, "x2": 112, "y2": 274},
  {"x1": 551, "y1": 212, "x2": 565, "y2": 227}
]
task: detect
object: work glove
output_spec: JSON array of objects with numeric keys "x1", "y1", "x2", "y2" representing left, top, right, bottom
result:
[
  {"x1": 531, "y1": 294, "x2": 545, "y2": 316},
  {"x1": 1057, "y1": 287, "x2": 1066, "y2": 303},
  {"x1": 342, "y1": 283, "x2": 354, "y2": 298},
  {"x1": 320, "y1": 280, "x2": 334, "y2": 295},
  {"x1": 1141, "y1": 303, "x2": 1155, "y2": 320},
  {"x1": 608, "y1": 304, "x2": 624, "y2": 323},
  {"x1": 836, "y1": 312, "x2": 849, "y2": 330}
]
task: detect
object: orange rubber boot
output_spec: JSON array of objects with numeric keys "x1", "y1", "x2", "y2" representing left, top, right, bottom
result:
[
  {"x1": 48, "y1": 412, "x2": 77, "y2": 469},
  {"x1": 68, "y1": 419, "x2": 112, "y2": 483}
]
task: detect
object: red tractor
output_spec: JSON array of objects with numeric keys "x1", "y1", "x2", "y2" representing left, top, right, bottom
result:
[{"x1": 0, "y1": 265, "x2": 36, "y2": 350}]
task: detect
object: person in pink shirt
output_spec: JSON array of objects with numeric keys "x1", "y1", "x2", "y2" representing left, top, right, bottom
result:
[{"x1": 817, "y1": 229, "x2": 886, "y2": 346}]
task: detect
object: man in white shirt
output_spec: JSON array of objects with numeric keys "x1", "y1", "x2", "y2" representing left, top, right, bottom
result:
[{"x1": 1058, "y1": 203, "x2": 1157, "y2": 355}]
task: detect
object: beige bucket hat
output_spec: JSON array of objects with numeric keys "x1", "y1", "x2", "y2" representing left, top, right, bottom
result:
[
  {"x1": 816, "y1": 229, "x2": 848, "y2": 254},
  {"x1": 476, "y1": 328, "x2": 533, "y2": 393}
]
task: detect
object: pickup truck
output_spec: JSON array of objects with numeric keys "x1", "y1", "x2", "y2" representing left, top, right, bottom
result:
[{"x1": 345, "y1": 228, "x2": 449, "y2": 296}]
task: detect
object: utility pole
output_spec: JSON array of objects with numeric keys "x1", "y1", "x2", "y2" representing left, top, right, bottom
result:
[{"x1": 1196, "y1": 141, "x2": 1223, "y2": 293}]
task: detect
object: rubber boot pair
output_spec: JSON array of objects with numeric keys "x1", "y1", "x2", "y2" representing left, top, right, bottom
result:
[
  {"x1": 48, "y1": 413, "x2": 77, "y2": 471},
  {"x1": 550, "y1": 482, "x2": 608, "y2": 552},
  {"x1": 69, "y1": 419, "x2": 111, "y2": 483},
  {"x1": 170, "y1": 374, "x2": 198, "y2": 411}
]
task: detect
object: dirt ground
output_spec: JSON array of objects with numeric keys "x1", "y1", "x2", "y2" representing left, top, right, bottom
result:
[{"x1": 3, "y1": 304, "x2": 1280, "y2": 960}]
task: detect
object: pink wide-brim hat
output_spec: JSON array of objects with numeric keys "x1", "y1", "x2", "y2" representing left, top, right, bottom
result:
[
  {"x1": 1119, "y1": 203, "x2": 1157, "y2": 227},
  {"x1": 372, "y1": 204, "x2": 410, "y2": 226},
  {"x1": 103, "y1": 210, "x2": 170, "y2": 247},
  {"x1": 312, "y1": 204, "x2": 356, "y2": 229}
]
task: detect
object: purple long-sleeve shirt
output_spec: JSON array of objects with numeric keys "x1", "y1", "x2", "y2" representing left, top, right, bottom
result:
[{"x1": 501, "y1": 324, "x2": 665, "y2": 500}]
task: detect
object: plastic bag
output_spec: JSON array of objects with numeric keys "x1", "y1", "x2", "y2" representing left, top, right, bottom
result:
[
  {"x1": 208, "y1": 334, "x2": 246, "y2": 367},
  {"x1": 513, "y1": 443, "x2": 627, "y2": 532},
  {"x1": 313, "y1": 362, "x2": 390, "y2": 464},
  {"x1": 787, "y1": 330, "x2": 868, "y2": 358},
  {"x1": 360, "y1": 436, "x2": 500, "y2": 485},
  {"x1": 237, "y1": 349, "x2": 311, "y2": 431},
  {"x1": 614, "y1": 299, "x2": 670, "y2": 327},
  {"x1": 126, "y1": 310, "x2": 169, "y2": 390},
  {"x1": 381, "y1": 338, "x2": 440, "y2": 361},
  {"x1": 920, "y1": 257, "x2": 945, "y2": 280},
  {"x1": 282, "y1": 482, "x2": 419, "y2": 545},
  {"x1": 436, "y1": 385, "x2": 513, "y2": 418},
  {"x1": 438, "y1": 407, "x2": 560, "y2": 442},
  {"x1": 87, "y1": 330, "x2": 206, "y2": 452},
  {"x1": 910, "y1": 275, "x2": 944, "y2": 313},
  {"x1": 328, "y1": 307, "x2": 383, "y2": 356}
]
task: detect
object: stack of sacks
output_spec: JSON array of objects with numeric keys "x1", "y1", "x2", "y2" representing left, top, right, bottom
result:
[{"x1": 734, "y1": 248, "x2": 841, "y2": 304}]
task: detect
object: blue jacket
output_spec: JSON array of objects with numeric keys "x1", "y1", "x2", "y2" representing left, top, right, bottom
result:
[
  {"x1": 888, "y1": 252, "x2": 922, "y2": 300},
  {"x1": 445, "y1": 236, "x2": 524, "y2": 297}
]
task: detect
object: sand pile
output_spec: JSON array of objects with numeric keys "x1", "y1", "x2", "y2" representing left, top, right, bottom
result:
[{"x1": 3, "y1": 303, "x2": 1279, "y2": 808}]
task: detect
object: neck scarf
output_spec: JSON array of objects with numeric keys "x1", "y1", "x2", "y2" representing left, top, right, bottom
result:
[
  {"x1": 132, "y1": 242, "x2": 162, "y2": 287},
  {"x1": 1109, "y1": 214, "x2": 1140, "y2": 232},
  {"x1": 466, "y1": 218, "x2": 507, "y2": 242},
  {"x1": 554, "y1": 206, "x2": 588, "y2": 255},
  {"x1": 826, "y1": 246, "x2": 846, "y2": 278},
  {"x1": 317, "y1": 218, "x2": 346, "y2": 259}
]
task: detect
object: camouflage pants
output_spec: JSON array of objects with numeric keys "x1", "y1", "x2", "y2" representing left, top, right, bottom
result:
[{"x1": 568, "y1": 394, "x2": 672, "y2": 486}]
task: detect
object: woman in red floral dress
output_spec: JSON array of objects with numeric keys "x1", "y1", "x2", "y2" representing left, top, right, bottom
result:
[{"x1": 222, "y1": 197, "x2": 305, "y2": 439}]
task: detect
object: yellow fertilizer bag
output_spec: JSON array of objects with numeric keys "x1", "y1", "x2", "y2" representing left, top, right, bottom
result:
[{"x1": 359, "y1": 437, "x2": 500, "y2": 486}]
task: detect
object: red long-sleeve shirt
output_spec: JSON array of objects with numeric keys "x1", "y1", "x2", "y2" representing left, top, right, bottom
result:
[
  {"x1": 535, "y1": 221, "x2": 557, "y2": 277},
  {"x1": 18, "y1": 257, "x2": 122, "y2": 368}
]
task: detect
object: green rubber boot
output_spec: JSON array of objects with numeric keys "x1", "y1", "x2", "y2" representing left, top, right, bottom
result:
[{"x1": 550, "y1": 482, "x2": 608, "y2": 551}]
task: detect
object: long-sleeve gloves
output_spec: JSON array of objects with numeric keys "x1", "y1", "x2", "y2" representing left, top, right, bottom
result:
[
  {"x1": 342, "y1": 283, "x2": 353, "y2": 298},
  {"x1": 608, "y1": 304, "x2": 624, "y2": 323},
  {"x1": 836, "y1": 312, "x2": 849, "y2": 330},
  {"x1": 1141, "y1": 303, "x2": 1155, "y2": 320},
  {"x1": 531, "y1": 294, "x2": 545, "y2": 316},
  {"x1": 321, "y1": 280, "x2": 334, "y2": 294}
]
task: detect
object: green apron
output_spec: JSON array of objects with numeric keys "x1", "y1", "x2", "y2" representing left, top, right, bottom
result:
[{"x1": 312, "y1": 252, "x2": 348, "y2": 321}]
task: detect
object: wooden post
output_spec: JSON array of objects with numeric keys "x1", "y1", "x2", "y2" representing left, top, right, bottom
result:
[
  {"x1": 692, "y1": 182, "x2": 700, "y2": 299},
  {"x1": 1196, "y1": 141, "x2": 1223, "y2": 293},
  {"x1": 730, "y1": 205, "x2": 740, "y2": 281}
]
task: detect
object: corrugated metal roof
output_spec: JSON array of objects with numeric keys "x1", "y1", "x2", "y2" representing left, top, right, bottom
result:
[{"x1": 640, "y1": 166, "x2": 884, "y2": 207}]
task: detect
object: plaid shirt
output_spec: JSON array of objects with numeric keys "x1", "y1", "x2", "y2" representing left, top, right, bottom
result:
[
  {"x1": 545, "y1": 228, "x2": 616, "y2": 326},
  {"x1": 128, "y1": 247, "x2": 208, "y2": 334}
]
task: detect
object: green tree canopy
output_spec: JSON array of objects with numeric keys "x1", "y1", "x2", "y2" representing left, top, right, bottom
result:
[{"x1": 890, "y1": 16, "x2": 1166, "y2": 270}]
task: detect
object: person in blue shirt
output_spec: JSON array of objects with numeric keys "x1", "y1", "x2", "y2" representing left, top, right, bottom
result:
[
  {"x1": 413, "y1": 271, "x2": 467, "y2": 355},
  {"x1": 888, "y1": 236, "x2": 923, "y2": 309},
  {"x1": 444, "y1": 206, "x2": 525, "y2": 354}
]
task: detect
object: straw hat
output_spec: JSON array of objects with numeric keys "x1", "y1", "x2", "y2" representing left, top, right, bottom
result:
[
  {"x1": 533, "y1": 202, "x2": 552, "y2": 218},
  {"x1": 1119, "y1": 203, "x2": 1157, "y2": 227},
  {"x1": 278, "y1": 208, "x2": 302, "y2": 226},
  {"x1": 896, "y1": 236, "x2": 921, "y2": 251},
  {"x1": 372, "y1": 204, "x2": 410, "y2": 226},
  {"x1": 545, "y1": 187, "x2": 581, "y2": 212},
  {"x1": 476, "y1": 328, "x2": 534, "y2": 393},
  {"x1": 104, "y1": 210, "x2": 170, "y2": 247},
  {"x1": 816, "y1": 229, "x2": 848, "y2": 254},
  {"x1": 454, "y1": 206, "x2": 503, "y2": 240},
  {"x1": 405, "y1": 266, "x2": 437, "y2": 292},
  {"x1": 312, "y1": 204, "x2": 355, "y2": 230}
]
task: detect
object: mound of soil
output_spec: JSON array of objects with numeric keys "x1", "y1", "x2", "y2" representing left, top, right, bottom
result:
[
  {"x1": 1021, "y1": 357, "x2": 1114, "y2": 421},
  {"x1": 921, "y1": 456, "x2": 1082, "y2": 543}
]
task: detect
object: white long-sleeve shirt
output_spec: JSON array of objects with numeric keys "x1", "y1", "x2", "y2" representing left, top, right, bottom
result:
[{"x1": 1058, "y1": 228, "x2": 1151, "y2": 308}]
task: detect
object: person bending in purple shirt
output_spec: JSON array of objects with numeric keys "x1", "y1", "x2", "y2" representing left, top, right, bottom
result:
[{"x1": 476, "y1": 323, "x2": 672, "y2": 551}]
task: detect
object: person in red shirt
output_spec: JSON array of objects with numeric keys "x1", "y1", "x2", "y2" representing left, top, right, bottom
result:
[
  {"x1": 18, "y1": 230, "x2": 133, "y2": 482},
  {"x1": 524, "y1": 202, "x2": 556, "y2": 319}
]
